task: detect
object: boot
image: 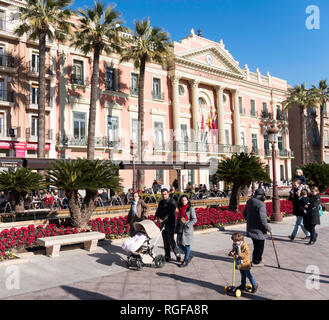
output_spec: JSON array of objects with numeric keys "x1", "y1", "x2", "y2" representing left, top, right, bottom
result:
[
  {"x1": 251, "y1": 284, "x2": 258, "y2": 293},
  {"x1": 178, "y1": 260, "x2": 189, "y2": 268},
  {"x1": 288, "y1": 235, "x2": 295, "y2": 241}
]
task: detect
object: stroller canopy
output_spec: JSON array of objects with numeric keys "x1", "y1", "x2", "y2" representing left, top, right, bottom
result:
[{"x1": 133, "y1": 220, "x2": 160, "y2": 239}]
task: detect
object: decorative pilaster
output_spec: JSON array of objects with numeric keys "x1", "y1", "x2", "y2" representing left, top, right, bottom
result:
[
  {"x1": 170, "y1": 74, "x2": 181, "y2": 143},
  {"x1": 233, "y1": 89, "x2": 241, "y2": 146},
  {"x1": 216, "y1": 86, "x2": 225, "y2": 145},
  {"x1": 189, "y1": 79, "x2": 200, "y2": 142}
]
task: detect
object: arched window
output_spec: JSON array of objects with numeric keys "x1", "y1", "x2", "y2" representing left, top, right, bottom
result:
[{"x1": 198, "y1": 97, "x2": 206, "y2": 105}]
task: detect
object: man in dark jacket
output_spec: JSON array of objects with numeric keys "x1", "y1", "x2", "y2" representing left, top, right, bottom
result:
[
  {"x1": 243, "y1": 188, "x2": 271, "y2": 267},
  {"x1": 155, "y1": 188, "x2": 180, "y2": 262}
]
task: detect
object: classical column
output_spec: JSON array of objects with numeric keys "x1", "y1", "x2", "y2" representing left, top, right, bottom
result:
[
  {"x1": 189, "y1": 79, "x2": 200, "y2": 142},
  {"x1": 216, "y1": 86, "x2": 225, "y2": 145},
  {"x1": 233, "y1": 89, "x2": 240, "y2": 146},
  {"x1": 171, "y1": 75, "x2": 180, "y2": 140}
]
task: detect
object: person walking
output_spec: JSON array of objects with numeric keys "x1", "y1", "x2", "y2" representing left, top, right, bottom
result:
[
  {"x1": 303, "y1": 186, "x2": 321, "y2": 245},
  {"x1": 228, "y1": 232, "x2": 258, "y2": 293},
  {"x1": 154, "y1": 188, "x2": 181, "y2": 262},
  {"x1": 288, "y1": 178, "x2": 311, "y2": 241},
  {"x1": 126, "y1": 192, "x2": 150, "y2": 237},
  {"x1": 175, "y1": 195, "x2": 197, "y2": 267},
  {"x1": 243, "y1": 188, "x2": 271, "y2": 267}
]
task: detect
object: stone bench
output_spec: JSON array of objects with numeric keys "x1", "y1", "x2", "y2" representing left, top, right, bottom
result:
[{"x1": 37, "y1": 232, "x2": 105, "y2": 258}]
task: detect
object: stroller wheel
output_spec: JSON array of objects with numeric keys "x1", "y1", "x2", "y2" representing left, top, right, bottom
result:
[
  {"x1": 154, "y1": 255, "x2": 165, "y2": 268},
  {"x1": 126, "y1": 258, "x2": 132, "y2": 268},
  {"x1": 136, "y1": 259, "x2": 143, "y2": 270}
]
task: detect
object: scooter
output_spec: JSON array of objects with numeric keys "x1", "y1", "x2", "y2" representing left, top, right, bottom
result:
[{"x1": 224, "y1": 257, "x2": 252, "y2": 297}]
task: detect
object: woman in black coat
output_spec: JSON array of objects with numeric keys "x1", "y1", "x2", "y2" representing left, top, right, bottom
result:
[{"x1": 303, "y1": 186, "x2": 321, "y2": 245}]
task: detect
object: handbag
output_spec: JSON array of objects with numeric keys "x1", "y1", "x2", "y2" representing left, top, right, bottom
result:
[
  {"x1": 319, "y1": 205, "x2": 323, "y2": 217},
  {"x1": 175, "y1": 222, "x2": 184, "y2": 234}
]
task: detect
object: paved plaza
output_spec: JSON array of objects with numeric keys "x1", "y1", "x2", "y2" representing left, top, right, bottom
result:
[{"x1": 1, "y1": 213, "x2": 329, "y2": 300}]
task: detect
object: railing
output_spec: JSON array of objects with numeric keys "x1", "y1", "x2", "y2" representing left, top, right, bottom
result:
[
  {"x1": 27, "y1": 61, "x2": 53, "y2": 76},
  {"x1": 276, "y1": 111, "x2": 286, "y2": 121},
  {"x1": 261, "y1": 110, "x2": 272, "y2": 119},
  {"x1": 0, "y1": 90, "x2": 14, "y2": 103},
  {"x1": 58, "y1": 134, "x2": 123, "y2": 148},
  {"x1": 250, "y1": 110, "x2": 258, "y2": 118},
  {"x1": 28, "y1": 94, "x2": 50, "y2": 106},
  {"x1": 151, "y1": 91, "x2": 164, "y2": 100},
  {"x1": 130, "y1": 87, "x2": 138, "y2": 96},
  {"x1": 0, "y1": 19, "x2": 19, "y2": 34},
  {"x1": 71, "y1": 75, "x2": 89, "y2": 86},
  {"x1": 0, "y1": 54, "x2": 15, "y2": 68},
  {"x1": 0, "y1": 126, "x2": 21, "y2": 138}
]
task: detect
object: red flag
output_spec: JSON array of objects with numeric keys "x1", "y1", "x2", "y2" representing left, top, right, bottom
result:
[{"x1": 201, "y1": 114, "x2": 205, "y2": 133}]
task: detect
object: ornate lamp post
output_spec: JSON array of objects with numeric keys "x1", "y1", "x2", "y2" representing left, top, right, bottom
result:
[
  {"x1": 130, "y1": 140, "x2": 136, "y2": 192},
  {"x1": 268, "y1": 125, "x2": 282, "y2": 222}
]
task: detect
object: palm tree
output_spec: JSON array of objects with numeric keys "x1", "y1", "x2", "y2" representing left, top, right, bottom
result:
[
  {"x1": 0, "y1": 168, "x2": 45, "y2": 213},
  {"x1": 13, "y1": 0, "x2": 73, "y2": 158},
  {"x1": 311, "y1": 80, "x2": 329, "y2": 162},
  {"x1": 120, "y1": 18, "x2": 172, "y2": 190},
  {"x1": 71, "y1": 1, "x2": 125, "y2": 160},
  {"x1": 282, "y1": 83, "x2": 318, "y2": 165},
  {"x1": 47, "y1": 159, "x2": 122, "y2": 228},
  {"x1": 215, "y1": 153, "x2": 270, "y2": 212}
]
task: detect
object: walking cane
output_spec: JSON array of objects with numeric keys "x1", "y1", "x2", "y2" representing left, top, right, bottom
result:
[{"x1": 270, "y1": 231, "x2": 280, "y2": 268}]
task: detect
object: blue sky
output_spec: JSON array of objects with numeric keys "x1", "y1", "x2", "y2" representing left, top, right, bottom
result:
[{"x1": 72, "y1": 0, "x2": 329, "y2": 88}]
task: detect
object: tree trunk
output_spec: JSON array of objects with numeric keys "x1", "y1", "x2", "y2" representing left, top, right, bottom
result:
[
  {"x1": 229, "y1": 183, "x2": 242, "y2": 212},
  {"x1": 137, "y1": 57, "x2": 146, "y2": 190},
  {"x1": 37, "y1": 33, "x2": 47, "y2": 158},
  {"x1": 300, "y1": 107, "x2": 306, "y2": 165},
  {"x1": 87, "y1": 46, "x2": 101, "y2": 160},
  {"x1": 81, "y1": 190, "x2": 97, "y2": 228},
  {"x1": 11, "y1": 191, "x2": 25, "y2": 214},
  {"x1": 320, "y1": 104, "x2": 325, "y2": 162},
  {"x1": 67, "y1": 191, "x2": 83, "y2": 228}
]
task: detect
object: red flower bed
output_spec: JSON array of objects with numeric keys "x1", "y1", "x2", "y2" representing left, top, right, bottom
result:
[{"x1": 321, "y1": 198, "x2": 329, "y2": 203}]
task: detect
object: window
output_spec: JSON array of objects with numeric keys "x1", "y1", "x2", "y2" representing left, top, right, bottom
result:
[
  {"x1": 0, "y1": 113, "x2": 4, "y2": 136},
  {"x1": 31, "y1": 116, "x2": 38, "y2": 137},
  {"x1": 240, "y1": 131, "x2": 245, "y2": 146},
  {"x1": 278, "y1": 136, "x2": 284, "y2": 151},
  {"x1": 156, "y1": 170, "x2": 164, "y2": 184},
  {"x1": 198, "y1": 97, "x2": 206, "y2": 105},
  {"x1": 239, "y1": 97, "x2": 243, "y2": 114},
  {"x1": 131, "y1": 73, "x2": 138, "y2": 95},
  {"x1": 73, "y1": 112, "x2": 86, "y2": 141},
  {"x1": 314, "y1": 154, "x2": 319, "y2": 162},
  {"x1": 276, "y1": 105, "x2": 283, "y2": 120},
  {"x1": 72, "y1": 60, "x2": 84, "y2": 85},
  {"x1": 152, "y1": 78, "x2": 162, "y2": 99},
  {"x1": 323, "y1": 103, "x2": 328, "y2": 117},
  {"x1": 225, "y1": 129, "x2": 230, "y2": 145},
  {"x1": 131, "y1": 118, "x2": 139, "y2": 144},
  {"x1": 0, "y1": 11, "x2": 4, "y2": 30},
  {"x1": 251, "y1": 133, "x2": 258, "y2": 154},
  {"x1": 0, "y1": 79, "x2": 3, "y2": 100},
  {"x1": 154, "y1": 121, "x2": 164, "y2": 149},
  {"x1": 325, "y1": 130, "x2": 329, "y2": 147},
  {"x1": 31, "y1": 52, "x2": 39, "y2": 73},
  {"x1": 312, "y1": 128, "x2": 319, "y2": 146},
  {"x1": 188, "y1": 170, "x2": 194, "y2": 185},
  {"x1": 178, "y1": 84, "x2": 185, "y2": 96},
  {"x1": 326, "y1": 155, "x2": 329, "y2": 164},
  {"x1": 280, "y1": 165, "x2": 285, "y2": 182},
  {"x1": 107, "y1": 116, "x2": 119, "y2": 147},
  {"x1": 262, "y1": 102, "x2": 269, "y2": 118},
  {"x1": 250, "y1": 99, "x2": 256, "y2": 116},
  {"x1": 0, "y1": 46, "x2": 4, "y2": 67},
  {"x1": 181, "y1": 124, "x2": 189, "y2": 150},
  {"x1": 105, "y1": 67, "x2": 115, "y2": 91},
  {"x1": 31, "y1": 83, "x2": 39, "y2": 105}
]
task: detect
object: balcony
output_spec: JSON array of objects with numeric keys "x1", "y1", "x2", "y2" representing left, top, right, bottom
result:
[
  {"x1": 27, "y1": 61, "x2": 53, "y2": 77},
  {"x1": 0, "y1": 90, "x2": 15, "y2": 103},
  {"x1": 0, "y1": 126, "x2": 21, "y2": 139},
  {"x1": 28, "y1": 94, "x2": 51, "y2": 108},
  {"x1": 0, "y1": 19, "x2": 20, "y2": 40},
  {"x1": 0, "y1": 54, "x2": 15, "y2": 70},
  {"x1": 26, "y1": 128, "x2": 52, "y2": 140},
  {"x1": 71, "y1": 75, "x2": 89, "y2": 87},
  {"x1": 152, "y1": 91, "x2": 164, "y2": 100},
  {"x1": 250, "y1": 110, "x2": 258, "y2": 118},
  {"x1": 130, "y1": 87, "x2": 138, "y2": 96},
  {"x1": 276, "y1": 111, "x2": 286, "y2": 121},
  {"x1": 260, "y1": 110, "x2": 272, "y2": 119}
]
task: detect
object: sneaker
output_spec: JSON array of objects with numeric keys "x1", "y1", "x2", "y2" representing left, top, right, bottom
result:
[
  {"x1": 188, "y1": 254, "x2": 194, "y2": 262},
  {"x1": 236, "y1": 285, "x2": 246, "y2": 292},
  {"x1": 302, "y1": 235, "x2": 311, "y2": 240},
  {"x1": 288, "y1": 235, "x2": 295, "y2": 241},
  {"x1": 251, "y1": 261, "x2": 264, "y2": 267},
  {"x1": 178, "y1": 260, "x2": 189, "y2": 268},
  {"x1": 307, "y1": 241, "x2": 316, "y2": 245},
  {"x1": 251, "y1": 284, "x2": 258, "y2": 293}
]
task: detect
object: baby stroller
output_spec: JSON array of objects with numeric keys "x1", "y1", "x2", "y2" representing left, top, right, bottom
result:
[{"x1": 122, "y1": 219, "x2": 166, "y2": 270}]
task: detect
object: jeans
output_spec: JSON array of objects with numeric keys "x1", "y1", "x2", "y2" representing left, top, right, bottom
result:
[
  {"x1": 178, "y1": 244, "x2": 191, "y2": 261},
  {"x1": 162, "y1": 224, "x2": 179, "y2": 258},
  {"x1": 251, "y1": 238, "x2": 265, "y2": 264},
  {"x1": 240, "y1": 270, "x2": 257, "y2": 287},
  {"x1": 291, "y1": 215, "x2": 310, "y2": 238}
]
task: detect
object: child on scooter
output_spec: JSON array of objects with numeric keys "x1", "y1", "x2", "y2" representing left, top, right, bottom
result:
[{"x1": 228, "y1": 232, "x2": 258, "y2": 293}]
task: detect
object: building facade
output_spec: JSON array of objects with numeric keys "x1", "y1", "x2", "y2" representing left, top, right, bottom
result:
[{"x1": 0, "y1": 1, "x2": 294, "y2": 191}]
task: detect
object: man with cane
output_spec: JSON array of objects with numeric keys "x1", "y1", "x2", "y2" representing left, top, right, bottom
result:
[{"x1": 243, "y1": 188, "x2": 272, "y2": 267}]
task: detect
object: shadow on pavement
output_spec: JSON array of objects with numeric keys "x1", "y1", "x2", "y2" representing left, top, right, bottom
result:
[
  {"x1": 265, "y1": 265, "x2": 329, "y2": 280},
  {"x1": 88, "y1": 243, "x2": 127, "y2": 268},
  {"x1": 190, "y1": 250, "x2": 233, "y2": 263},
  {"x1": 156, "y1": 272, "x2": 270, "y2": 300},
  {"x1": 61, "y1": 285, "x2": 115, "y2": 300}
]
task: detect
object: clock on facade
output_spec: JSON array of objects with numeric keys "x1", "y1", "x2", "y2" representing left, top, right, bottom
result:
[{"x1": 205, "y1": 54, "x2": 213, "y2": 65}]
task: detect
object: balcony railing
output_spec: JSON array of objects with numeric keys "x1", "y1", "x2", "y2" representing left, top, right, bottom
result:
[
  {"x1": 130, "y1": 87, "x2": 138, "y2": 96},
  {"x1": 276, "y1": 111, "x2": 286, "y2": 121},
  {"x1": 0, "y1": 90, "x2": 14, "y2": 103},
  {"x1": 0, "y1": 126, "x2": 21, "y2": 138},
  {"x1": 261, "y1": 110, "x2": 272, "y2": 119},
  {"x1": 264, "y1": 148, "x2": 294, "y2": 158},
  {"x1": 27, "y1": 61, "x2": 53, "y2": 76},
  {"x1": 152, "y1": 91, "x2": 164, "y2": 100},
  {"x1": 71, "y1": 75, "x2": 89, "y2": 86},
  {"x1": 250, "y1": 110, "x2": 258, "y2": 118},
  {"x1": 58, "y1": 134, "x2": 123, "y2": 148},
  {"x1": 0, "y1": 54, "x2": 15, "y2": 68},
  {"x1": 28, "y1": 94, "x2": 50, "y2": 106}
]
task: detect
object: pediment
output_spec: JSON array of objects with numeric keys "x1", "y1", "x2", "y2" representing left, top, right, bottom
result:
[{"x1": 175, "y1": 44, "x2": 245, "y2": 79}]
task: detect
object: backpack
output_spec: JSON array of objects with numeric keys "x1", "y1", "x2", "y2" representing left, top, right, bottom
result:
[{"x1": 319, "y1": 205, "x2": 323, "y2": 217}]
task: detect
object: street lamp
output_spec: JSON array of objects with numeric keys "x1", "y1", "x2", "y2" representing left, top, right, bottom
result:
[
  {"x1": 267, "y1": 125, "x2": 282, "y2": 223},
  {"x1": 130, "y1": 140, "x2": 136, "y2": 192}
]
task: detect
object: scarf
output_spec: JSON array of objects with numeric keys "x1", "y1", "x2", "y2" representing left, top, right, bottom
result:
[{"x1": 179, "y1": 204, "x2": 189, "y2": 221}]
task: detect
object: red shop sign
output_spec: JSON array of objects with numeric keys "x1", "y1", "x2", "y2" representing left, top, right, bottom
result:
[
  {"x1": 0, "y1": 141, "x2": 11, "y2": 149},
  {"x1": 26, "y1": 143, "x2": 51, "y2": 151}
]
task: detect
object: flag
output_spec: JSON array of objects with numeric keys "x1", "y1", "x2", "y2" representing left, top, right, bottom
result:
[
  {"x1": 212, "y1": 114, "x2": 216, "y2": 135},
  {"x1": 201, "y1": 114, "x2": 205, "y2": 133},
  {"x1": 207, "y1": 114, "x2": 211, "y2": 130}
]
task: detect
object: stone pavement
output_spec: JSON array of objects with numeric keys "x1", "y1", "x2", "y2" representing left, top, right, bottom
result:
[{"x1": 1, "y1": 213, "x2": 329, "y2": 300}]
